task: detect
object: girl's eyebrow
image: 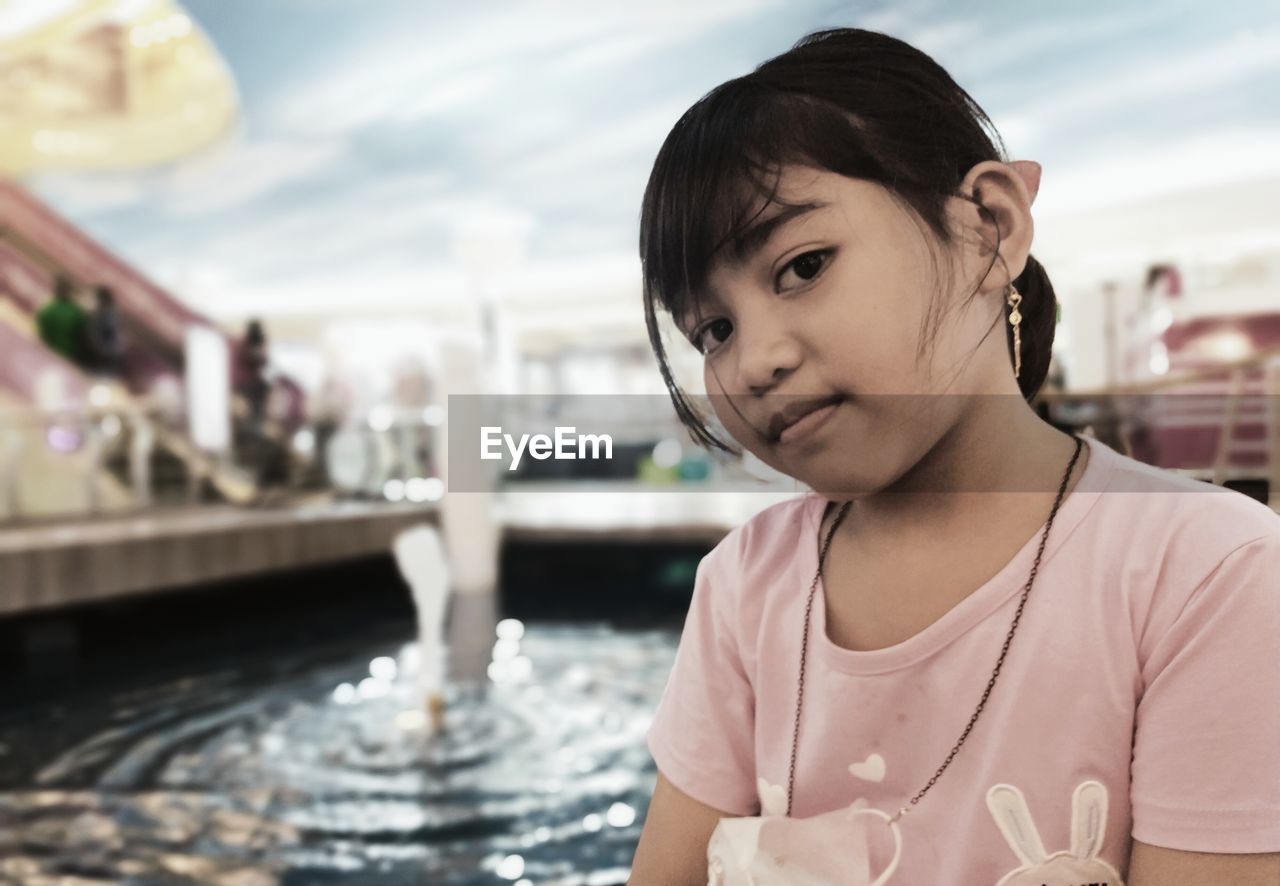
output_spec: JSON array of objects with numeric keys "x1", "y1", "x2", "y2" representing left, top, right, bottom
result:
[
  {"x1": 727, "y1": 199, "x2": 831, "y2": 268},
  {"x1": 674, "y1": 200, "x2": 831, "y2": 337}
]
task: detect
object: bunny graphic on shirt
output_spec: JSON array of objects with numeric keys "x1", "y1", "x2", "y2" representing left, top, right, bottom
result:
[{"x1": 986, "y1": 779, "x2": 1126, "y2": 886}]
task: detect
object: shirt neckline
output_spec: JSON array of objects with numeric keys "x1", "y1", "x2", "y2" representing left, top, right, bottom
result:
[{"x1": 805, "y1": 433, "x2": 1119, "y2": 676}]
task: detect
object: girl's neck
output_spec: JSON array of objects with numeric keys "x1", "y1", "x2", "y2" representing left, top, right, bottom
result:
[{"x1": 840, "y1": 400, "x2": 1086, "y2": 544}]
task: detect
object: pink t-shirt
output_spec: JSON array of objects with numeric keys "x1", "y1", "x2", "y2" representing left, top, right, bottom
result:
[{"x1": 646, "y1": 434, "x2": 1280, "y2": 882}]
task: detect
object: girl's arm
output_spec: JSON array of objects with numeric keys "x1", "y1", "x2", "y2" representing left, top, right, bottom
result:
[
  {"x1": 1127, "y1": 840, "x2": 1280, "y2": 884},
  {"x1": 1128, "y1": 530, "x2": 1280, "y2": 871},
  {"x1": 633, "y1": 522, "x2": 762, "y2": 883},
  {"x1": 629, "y1": 770, "x2": 733, "y2": 885}
]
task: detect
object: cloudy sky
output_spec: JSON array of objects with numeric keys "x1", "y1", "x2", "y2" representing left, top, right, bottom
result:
[{"x1": 21, "y1": 0, "x2": 1280, "y2": 317}]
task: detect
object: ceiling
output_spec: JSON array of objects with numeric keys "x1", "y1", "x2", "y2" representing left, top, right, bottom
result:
[{"x1": 5, "y1": 0, "x2": 1278, "y2": 329}]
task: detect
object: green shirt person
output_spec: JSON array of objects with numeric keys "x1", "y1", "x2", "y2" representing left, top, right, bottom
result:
[{"x1": 36, "y1": 276, "x2": 89, "y2": 366}]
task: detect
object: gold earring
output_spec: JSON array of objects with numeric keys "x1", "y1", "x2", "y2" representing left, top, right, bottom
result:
[{"x1": 1006, "y1": 284, "x2": 1023, "y2": 380}]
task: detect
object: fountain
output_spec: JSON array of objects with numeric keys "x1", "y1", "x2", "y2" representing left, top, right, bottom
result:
[{"x1": 392, "y1": 523, "x2": 452, "y2": 734}]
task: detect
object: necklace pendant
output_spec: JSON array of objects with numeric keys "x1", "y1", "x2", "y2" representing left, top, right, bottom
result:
[{"x1": 888, "y1": 806, "x2": 909, "y2": 825}]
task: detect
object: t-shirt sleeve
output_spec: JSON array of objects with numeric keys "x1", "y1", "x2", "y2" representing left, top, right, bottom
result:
[
  {"x1": 1130, "y1": 531, "x2": 1280, "y2": 853},
  {"x1": 646, "y1": 540, "x2": 758, "y2": 815}
]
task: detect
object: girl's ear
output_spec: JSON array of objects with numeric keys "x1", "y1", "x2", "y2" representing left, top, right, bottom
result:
[
  {"x1": 1009, "y1": 160, "x2": 1041, "y2": 206},
  {"x1": 953, "y1": 159, "x2": 1037, "y2": 289}
]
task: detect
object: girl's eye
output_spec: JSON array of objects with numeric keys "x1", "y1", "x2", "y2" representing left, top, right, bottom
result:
[
  {"x1": 688, "y1": 249, "x2": 833, "y2": 356},
  {"x1": 691, "y1": 318, "x2": 733, "y2": 356},
  {"x1": 775, "y1": 248, "x2": 833, "y2": 291}
]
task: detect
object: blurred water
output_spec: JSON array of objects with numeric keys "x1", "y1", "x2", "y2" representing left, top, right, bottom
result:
[{"x1": 0, "y1": 621, "x2": 677, "y2": 885}]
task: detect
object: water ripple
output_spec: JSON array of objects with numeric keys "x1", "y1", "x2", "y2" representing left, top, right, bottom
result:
[{"x1": 0, "y1": 623, "x2": 676, "y2": 884}]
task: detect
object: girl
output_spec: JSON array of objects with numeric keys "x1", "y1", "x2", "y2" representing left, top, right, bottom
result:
[{"x1": 628, "y1": 27, "x2": 1280, "y2": 885}]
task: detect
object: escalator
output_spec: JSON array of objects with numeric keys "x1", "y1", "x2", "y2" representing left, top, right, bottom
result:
[
  {"x1": 0, "y1": 294, "x2": 261, "y2": 513},
  {"x1": 0, "y1": 303, "x2": 135, "y2": 518},
  {"x1": 0, "y1": 180, "x2": 295, "y2": 505}
]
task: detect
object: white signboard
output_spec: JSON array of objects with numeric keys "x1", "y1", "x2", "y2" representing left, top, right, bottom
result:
[{"x1": 184, "y1": 325, "x2": 231, "y2": 452}]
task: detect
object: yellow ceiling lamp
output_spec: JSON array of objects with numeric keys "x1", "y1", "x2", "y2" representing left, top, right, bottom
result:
[{"x1": 0, "y1": 0, "x2": 239, "y2": 174}]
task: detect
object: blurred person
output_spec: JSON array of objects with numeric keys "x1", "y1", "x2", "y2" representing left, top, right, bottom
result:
[
  {"x1": 36, "y1": 275, "x2": 89, "y2": 366},
  {"x1": 232, "y1": 319, "x2": 292, "y2": 499},
  {"x1": 87, "y1": 284, "x2": 125, "y2": 377},
  {"x1": 629, "y1": 27, "x2": 1280, "y2": 885},
  {"x1": 236, "y1": 318, "x2": 270, "y2": 424}
]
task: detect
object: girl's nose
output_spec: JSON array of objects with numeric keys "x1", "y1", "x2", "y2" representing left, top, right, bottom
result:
[{"x1": 738, "y1": 321, "x2": 802, "y2": 394}]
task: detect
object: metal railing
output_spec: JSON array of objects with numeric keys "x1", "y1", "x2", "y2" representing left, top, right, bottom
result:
[
  {"x1": 1038, "y1": 348, "x2": 1280, "y2": 505},
  {"x1": 0, "y1": 401, "x2": 310, "y2": 522}
]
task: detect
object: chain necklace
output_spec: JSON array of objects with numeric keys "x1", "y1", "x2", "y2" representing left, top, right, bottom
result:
[{"x1": 785, "y1": 434, "x2": 1085, "y2": 821}]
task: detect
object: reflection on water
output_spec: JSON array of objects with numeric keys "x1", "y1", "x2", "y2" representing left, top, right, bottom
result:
[{"x1": 0, "y1": 622, "x2": 677, "y2": 884}]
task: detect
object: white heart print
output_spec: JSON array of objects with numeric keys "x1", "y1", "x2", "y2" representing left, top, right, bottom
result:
[
  {"x1": 848, "y1": 753, "x2": 886, "y2": 782},
  {"x1": 756, "y1": 777, "x2": 789, "y2": 816}
]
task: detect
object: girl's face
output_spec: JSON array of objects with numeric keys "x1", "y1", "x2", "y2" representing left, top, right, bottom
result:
[{"x1": 681, "y1": 164, "x2": 1018, "y2": 498}]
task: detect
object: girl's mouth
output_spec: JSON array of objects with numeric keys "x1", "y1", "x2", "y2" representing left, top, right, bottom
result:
[{"x1": 775, "y1": 397, "x2": 843, "y2": 445}]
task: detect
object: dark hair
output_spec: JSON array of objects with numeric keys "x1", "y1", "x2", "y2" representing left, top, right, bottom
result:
[
  {"x1": 94, "y1": 285, "x2": 114, "y2": 306},
  {"x1": 1143, "y1": 262, "x2": 1180, "y2": 294},
  {"x1": 53, "y1": 275, "x2": 75, "y2": 300},
  {"x1": 639, "y1": 27, "x2": 1058, "y2": 454},
  {"x1": 246, "y1": 318, "x2": 266, "y2": 345}
]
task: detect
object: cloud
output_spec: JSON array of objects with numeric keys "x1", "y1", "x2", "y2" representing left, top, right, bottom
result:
[
  {"x1": 26, "y1": 173, "x2": 148, "y2": 214},
  {"x1": 130, "y1": 167, "x2": 528, "y2": 283},
  {"x1": 1035, "y1": 127, "x2": 1280, "y2": 216},
  {"x1": 183, "y1": 267, "x2": 472, "y2": 317},
  {"x1": 264, "y1": 0, "x2": 788, "y2": 137},
  {"x1": 491, "y1": 102, "x2": 684, "y2": 188},
  {"x1": 180, "y1": 249, "x2": 644, "y2": 320},
  {"x1": 29, "y1": 0, "x2": 1279, "y2": 332},
  {"x1": 998, "y1": 25, "x2": 1280, "y2": 151},
  {"x1": 159, "y1": 137, "x2": 348, "y2": 216}
]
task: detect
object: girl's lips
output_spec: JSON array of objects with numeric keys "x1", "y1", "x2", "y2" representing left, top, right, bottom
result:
[{"x1": 777, "y1": 399, "x2": 841, "y2": 444}]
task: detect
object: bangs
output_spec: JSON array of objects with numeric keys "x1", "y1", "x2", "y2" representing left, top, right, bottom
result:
[{"x1": 639, "y1": 81, "x2": 874, "y2": 336}]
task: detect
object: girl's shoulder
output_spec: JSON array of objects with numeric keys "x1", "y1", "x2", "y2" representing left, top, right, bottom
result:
[
  {"x1": 702, "y1": 493, "x2": 823, "y2": 589},
  {"x1": 1080, "y1": 440, "x2": 1280, "y2": 604},
  {"x1": 686, "y1": 494, "x2": 823, "y2": 650},
  {"x1": 717, "y1": 490, "x2": 820, "y2": 546},
  {"x1": 1090, "y1": 439, "x2": 1280, "y2": 548}
]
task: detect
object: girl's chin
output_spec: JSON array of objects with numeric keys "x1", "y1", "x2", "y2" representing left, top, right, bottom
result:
[{"x1": 792, "y1": 461, "x2": 881, "y2": 498}]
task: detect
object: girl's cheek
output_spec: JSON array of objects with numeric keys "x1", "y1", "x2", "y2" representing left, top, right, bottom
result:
[{"x1": 702, "y1": 396, "x2": 759, "y2": 452}]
